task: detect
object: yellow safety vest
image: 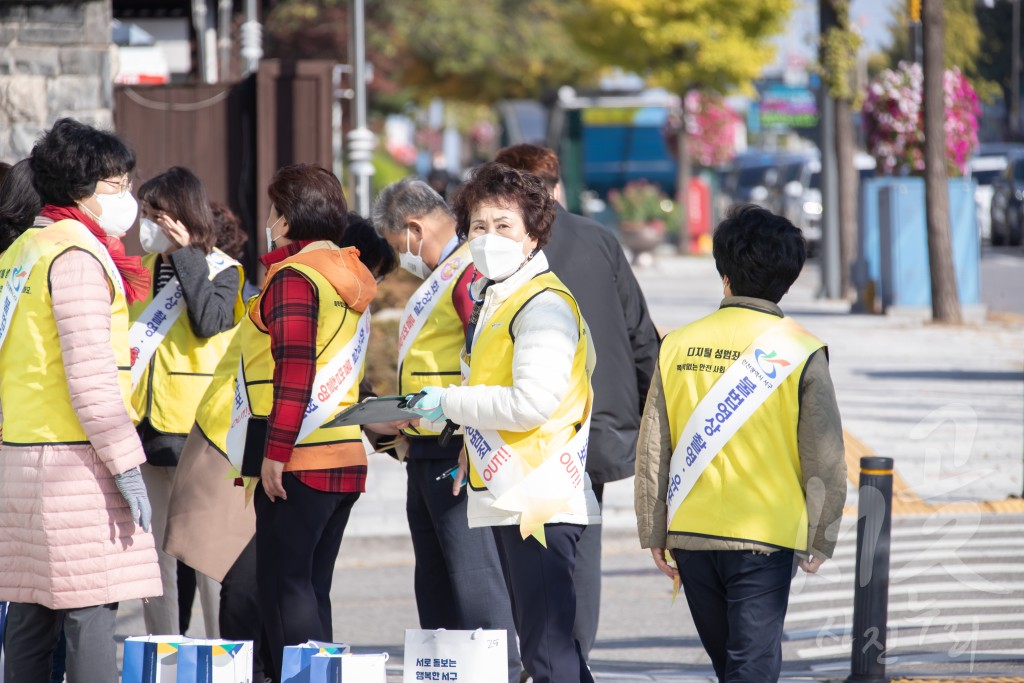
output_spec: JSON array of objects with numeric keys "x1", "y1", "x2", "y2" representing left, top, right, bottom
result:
[
  {"x1": 400, "y1": 243, "x2": 474, "y2": 438},
  {"x1": 128, "y1": 250, "x2": 244, "y2": 436},
  {"x1": 660, "y1": 305, "x2": 817, "y2": 551},
  {"x1": 464, "y1": 271, "x2": 592, "y2": 490},
  {"x1": 195, "y1": 247, "x2": 367, "y2": 469},
  {"x1": 0, "y1": 221, "x2": 133, "y2": 445}
]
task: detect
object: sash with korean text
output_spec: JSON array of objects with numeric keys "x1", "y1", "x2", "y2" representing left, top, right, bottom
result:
[
  {"x1": 224, "y1": 311, "x2": 371, "y2": 473},
  {"x1": 397, "y1": 243, "x2": 471, "y2": 368},
  {"x1": 666, "y1": 317, "x2": 824, "y2": 527},
  {"x1": 460, "y1": 362, "x2": 593, "y2": 546},
  {"x1": 128, "y1": 251, "x2": 239, "y2": 387}
]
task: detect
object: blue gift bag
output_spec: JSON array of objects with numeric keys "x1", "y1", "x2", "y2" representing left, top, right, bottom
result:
[
  {"x1": 280, "y1": 641, "x2": 351, "y2": 683},
  {"x1": 177, "y1": 639, "x2": 253, "y2": 683},
  {"x1": 121, "y1": 636, "x2": 190, "y2": 683}
]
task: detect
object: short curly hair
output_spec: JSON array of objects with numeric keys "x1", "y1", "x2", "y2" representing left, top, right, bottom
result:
[
  {"x1": 30, "y1": 118, "x2": 135, "y2": 206},
  {"x1": 451, "y1": 162, "x2": 555, "y2": 248}
]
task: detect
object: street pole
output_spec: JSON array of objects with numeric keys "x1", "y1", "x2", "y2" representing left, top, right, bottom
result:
[
  {"x1": 217, "y1": 0, "x2": 231, "y2": 82},
  {"x1": 908, "y1": 0, "x2": 923, "y2": 63},
  {"x1": 347, "y1": 0, "x2": 375, "y2": 215},
  {"x1": 819, "y1": 0, "x2": 841, "y2": 300},
  {"x1": 240, "y1": 0, "x2": 262, "y2": 77},
  {"x1": 1012, "y1": 0, "x2": 1021, "y2": 137}
]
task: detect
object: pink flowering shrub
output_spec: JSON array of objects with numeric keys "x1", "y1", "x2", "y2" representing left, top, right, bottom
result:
[
  {"x1": 664, "y1": 92, "x2": 739, "y2": 168},
  {"x1": 862, "y1": 61, "x2": 979, "y2": 177}
]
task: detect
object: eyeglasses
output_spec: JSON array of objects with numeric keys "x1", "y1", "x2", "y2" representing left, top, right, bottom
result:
[{"x1": 99, "y1": 177, "x2": 133, "y2": 198}]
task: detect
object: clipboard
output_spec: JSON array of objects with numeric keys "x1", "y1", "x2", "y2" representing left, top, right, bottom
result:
[{"x1": 322, "y1": 395, "x2": 422, "y2": 428}]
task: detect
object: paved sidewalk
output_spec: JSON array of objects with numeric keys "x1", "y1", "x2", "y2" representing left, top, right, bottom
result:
[{"x1": 103, "y1": 253, "x2": 1024, "y2": 681}]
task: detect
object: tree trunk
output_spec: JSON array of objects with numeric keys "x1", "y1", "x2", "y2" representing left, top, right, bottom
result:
[
  {"x1": 675, "y1": 111, "x2": 691, "y2": 254},
  {"x1": 922, "y1": 0, "x2": 962, "y2": 323},
  {"x1": 834, "y1": 95, "x2": 857, "y2": 299}
]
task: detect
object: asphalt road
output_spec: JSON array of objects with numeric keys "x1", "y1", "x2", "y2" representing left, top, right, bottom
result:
[{"x1": 981, "y1": 245, "x2": 1024, "y2": 315}]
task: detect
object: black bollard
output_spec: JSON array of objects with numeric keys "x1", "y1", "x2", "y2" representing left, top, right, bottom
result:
[{"x1": 845, "y1": 456, "x2": 894, "y2": 683}]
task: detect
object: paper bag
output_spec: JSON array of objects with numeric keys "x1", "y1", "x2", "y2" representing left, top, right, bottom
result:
[
  {"x1": 310, "y1": 653, "x2": 388, "y2": 683},
  {"x1": 121, "y1": 636, "x2": 191, "y2": 683},
  {"x1": 403, "y1": 629, "x2": 507, "y2": 683},
  {"x1": 176, "y1": 639, "x2": 253, "y2": 683},
  {"x1": 280, "y1": 640, "x2": 351, "y2": 683}
]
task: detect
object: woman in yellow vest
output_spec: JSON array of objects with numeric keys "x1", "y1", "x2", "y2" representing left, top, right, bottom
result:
[
  {"x1": 129, "y1": 166, "x2": 245, "y2": 637},
  {"x1": 0, "y1": 118, "x2": 161, "y2": 681},
  {"x1": 634, "y1": 204, "x2": 847, "y2": 682},
  {"x1": 237, "y1": 163, "x2": 375, "y2": 680},
  {"x1": 407, "y1": 162, "x2": 600, "y2": 683}
]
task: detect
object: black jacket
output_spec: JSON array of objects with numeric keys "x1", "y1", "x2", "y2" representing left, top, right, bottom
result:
[{"x1": 543, "y1": 205, "x2": 660, "y2": 485}]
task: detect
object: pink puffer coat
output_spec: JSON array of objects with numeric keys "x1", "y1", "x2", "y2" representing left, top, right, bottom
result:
[{"x1": 0, "y1": 250, "x2": 161, "y2": 610}]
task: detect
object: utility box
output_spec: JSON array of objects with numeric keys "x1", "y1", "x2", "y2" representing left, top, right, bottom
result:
[{"x1": 874, "y1": 177, "x2": 980, "y2": 314}]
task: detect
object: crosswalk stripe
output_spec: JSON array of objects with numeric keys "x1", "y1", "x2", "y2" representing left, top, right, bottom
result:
[
  {"x1": 830, "y1": 536, "x2": 1024, "y2": 559},
  {"x1": 788, "y1": 580, "x2": 1024, "y2": 605},
  {"x1": 797, "y1": 628, "x2": 1024, "y2": 659},
  {"x1": 803, "y1": 649, "x2": 1024, "y2": 670},
  {"x1": 785, "y1": 611, "x2": 1020, "y2": 641},
  {"x1": 784, "y1": 597, "x2": 1024, "y2": 624},
  {"x1": 825, "y1": 546, "x2": 1023, "y2": 568}
]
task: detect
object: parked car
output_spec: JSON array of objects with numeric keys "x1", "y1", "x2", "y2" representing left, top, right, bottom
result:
[
  {"x1": 970, "y1": 155, "x2": 1007, "y2": 243},
  {"x1": 989, "y1": 151, "x2": 1024, "y2": 246},
  {"x1": 791, "y1": 152, "x2": 875, "y2": 255}
]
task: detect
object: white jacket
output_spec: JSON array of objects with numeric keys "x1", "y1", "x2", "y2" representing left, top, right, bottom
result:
[{"x1": 441, "y1": 251, "x2": 601, "y2": 528}]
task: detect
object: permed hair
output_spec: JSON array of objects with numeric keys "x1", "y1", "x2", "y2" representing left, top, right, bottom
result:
[
  {"x1": 450, "y1": 162, "x2": 555, "y2": 249},
  {"x1": 30, "y1": 118, "x2": 135, "y2": 206}
]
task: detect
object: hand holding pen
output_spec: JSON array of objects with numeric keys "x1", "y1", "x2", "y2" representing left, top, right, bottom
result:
[{"x1": 435, "y1": 452, "x2": 468, "y2": 496}]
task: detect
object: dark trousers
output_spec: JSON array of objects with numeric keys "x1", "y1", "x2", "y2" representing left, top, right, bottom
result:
[
  {"x1": 255, "y1": 474, "x2": 359, "y2": 681},
  {"x1": 221, "y1": 537, "x2": 273, "y2": 682},
  {"x1": 672, "y1": 549, "x2": 796, "y2": 683},
  {"x1": 3, "y1": 602, "x2": 117, "y2": 683},
  {"x1": 570, "y1": 482, "x2": 603, "y2": 659},
  {"x1": 406, "y1": 443, "x2": 521, "y2": 683},
  {"x1": 492, "y1": 524, "x2": 593, "y2": 683}
]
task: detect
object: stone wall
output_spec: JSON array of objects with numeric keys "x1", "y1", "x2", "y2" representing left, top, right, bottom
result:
[{"x1": 0, "y1": 1, "x2": 114, "y2": 162}]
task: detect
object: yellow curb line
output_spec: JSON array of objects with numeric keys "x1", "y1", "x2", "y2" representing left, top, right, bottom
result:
[{"x1": 841, "y1": 430, "x2": 1024, "y2": 516}]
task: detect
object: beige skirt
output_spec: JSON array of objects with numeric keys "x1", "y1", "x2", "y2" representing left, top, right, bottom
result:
[{"x1": 164, "y1": 426, "x2": 255, "y2": 582}]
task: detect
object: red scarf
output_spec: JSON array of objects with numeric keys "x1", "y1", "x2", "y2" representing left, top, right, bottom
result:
[{"x1": 39, "y1": 205, "x2": 151, "y2": 304}]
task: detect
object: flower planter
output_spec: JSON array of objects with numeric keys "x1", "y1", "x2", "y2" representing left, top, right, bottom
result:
[{"x1": 618, "y1": 221, "x2": 665, "y2": 264}]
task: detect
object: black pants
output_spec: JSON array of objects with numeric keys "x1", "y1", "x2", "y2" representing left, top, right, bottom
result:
[
  {"x1": 255, "y1": 474, "x2": 359, "y2": 681},
  {"x1": 406, "y1": 449, "x2": 521, "y2": 683},
  {"x1": 3, "y1": 602, "x2": 117, "y2": 683},
  {"x1": 220, "y1": 537, "x2": 273, "y2": 682},
  {"x1": 570, "y1": 482, "x2": 603, "y2": 659},
  {"x1": 492, "y1": 524, "x2": 593, "y2": 683},
  {"x1": 672, "y1": 549, "x2": 796, "y2": 683}
]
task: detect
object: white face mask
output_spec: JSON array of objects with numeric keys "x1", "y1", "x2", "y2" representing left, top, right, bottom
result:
[
  {"x1": 139, "y1": 218, "x2": 173, "y2": 255},
  {"x1": 266, "y1": 214, "x2": 284, "y2": 251},
  {"x1": 399, "y1": 228, "x2": 430, "y2": 279},
  {"x1": 469, "y1": 233, "x2": 528, "y2": 282},
  {"x1": 85, "y1": 192, "x2": 139, "y2": 237}
]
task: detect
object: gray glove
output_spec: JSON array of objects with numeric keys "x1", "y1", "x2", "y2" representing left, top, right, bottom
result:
[{"x1": 114, "y1": 468, "x2": 152, "y2": 533}]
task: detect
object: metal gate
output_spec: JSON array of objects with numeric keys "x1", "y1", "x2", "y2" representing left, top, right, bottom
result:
[{"x1": 114, "y1": 59, "x2": 335, "y2": 276}]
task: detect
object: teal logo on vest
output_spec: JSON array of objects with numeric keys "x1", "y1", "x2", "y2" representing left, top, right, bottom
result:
[{"x1": 753, "y1": 349, "x2": 790, "y2": 379}]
